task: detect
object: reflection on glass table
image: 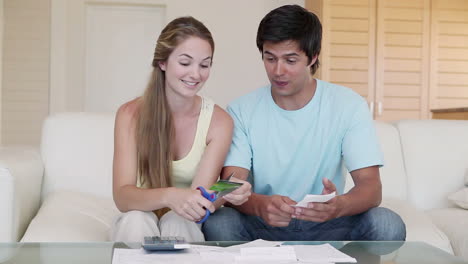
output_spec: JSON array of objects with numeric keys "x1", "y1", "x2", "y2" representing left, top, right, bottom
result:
[{"x1": 0, "y1": 241, "x2": 466, "y2": 264}]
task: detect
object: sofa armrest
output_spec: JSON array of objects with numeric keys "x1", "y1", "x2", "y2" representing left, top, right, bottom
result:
[{"x1": 0, "y1": 146, "x2": 43, "y2": 242}]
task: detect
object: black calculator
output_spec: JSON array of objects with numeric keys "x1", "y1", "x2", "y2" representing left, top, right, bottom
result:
[{"x1": 142, "y1": 236, "x2": 190, "y2": 251}]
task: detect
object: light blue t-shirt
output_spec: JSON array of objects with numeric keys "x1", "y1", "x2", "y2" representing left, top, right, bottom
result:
[{"x1": 224, "y1": 79, "x2": 384, "y2": 202}]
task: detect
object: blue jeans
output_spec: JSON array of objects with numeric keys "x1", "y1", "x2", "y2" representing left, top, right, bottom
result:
[{"x1": 202, "y1": 207, "x2": 406, "y2": 241}]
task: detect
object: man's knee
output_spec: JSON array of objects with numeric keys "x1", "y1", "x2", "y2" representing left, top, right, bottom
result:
[
  {"x1": 363, "y1": 207, "x2": 406, "y2": 241},
  {"x1": 202, "y1": 207, "x2": 250, "y2": 241}
]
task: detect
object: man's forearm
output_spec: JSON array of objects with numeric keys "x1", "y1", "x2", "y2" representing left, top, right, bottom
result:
[
  {"x1": 338, "y1": 183, "x2": 382, "y2": 217},
  {"x1": 226, "y1": 192, "x2": 265, "y2": 216},
  {"x1": 337, "y1": 166, "x2": 382, "y2": 217}
]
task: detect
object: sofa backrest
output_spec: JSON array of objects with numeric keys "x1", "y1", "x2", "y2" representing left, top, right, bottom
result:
[
  {"x1": 395, "y1": 120, "x2": 468, "y2": 210},
  {"x1": 40, "y1": 112, "x2": 115, "y2": 200},
  {"x1": 344, "y1": 121, "x2": 408, "y2": 200},
  {"x1": 40, "y1": 113, "x2": 467, "y2": 210},
  {"x1": 41, "y1": 113, "x2": 410, "y2": 202}
]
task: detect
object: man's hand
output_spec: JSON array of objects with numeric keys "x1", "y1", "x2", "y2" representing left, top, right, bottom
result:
[
  {"x1": 222, "y1": 177, "x2": 252, "y2": 205},
  {"x1": 258, "y1": 195, "x2": 296, "y2": 227},
  {"x1": 293, "y1": 178, "x2": 342, "y2": 222}
]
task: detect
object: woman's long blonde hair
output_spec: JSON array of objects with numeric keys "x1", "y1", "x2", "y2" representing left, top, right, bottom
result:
[{"x1": 137, "y1": 17, "x2": 214, "y2": 196}]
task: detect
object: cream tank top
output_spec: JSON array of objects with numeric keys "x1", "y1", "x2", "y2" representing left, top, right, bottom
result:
[
  {"x1": 137, "y1": 96, "x2": 214, "y2": 189},
  {"x1": 172, "y1": 96, "x2": 214, "y2": 188}
]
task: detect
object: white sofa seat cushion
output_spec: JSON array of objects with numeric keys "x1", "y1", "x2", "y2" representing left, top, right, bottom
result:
[
  {"x1": 21, "y1": 191, "x2": 119, "y2": 242},
  {"x1": 429, "y1": 208, "x2": 468, "y2": 261},
  {"x1": 381, "y1": 198, "x2": 453, "y2": 254}
]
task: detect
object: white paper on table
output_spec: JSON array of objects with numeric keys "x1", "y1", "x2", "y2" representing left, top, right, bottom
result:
[
  {"x1": 225, "y1": 239, "x2": 283, "y2": 252},
  {"x1": 198, "y1": 239, "x2": 284, "y2": 262},
  {"x1": 293, "y1": 192, "x2": 336, "y2": 207},
  {"x1": 192, "y1": 245, "x2": 238, "y2": 263},
  {"x1": 112, "y1": 248, "x2": 205, "y2": 264},
  {"x1": 235, "y1": 246, "x2": 297, "y2": 262},
  {"x1": 111, "y1": 241, "x2": 353, "y2": 264},
  {"x1": 291, "y1": 243, "x2": 357, "y2": 263}
]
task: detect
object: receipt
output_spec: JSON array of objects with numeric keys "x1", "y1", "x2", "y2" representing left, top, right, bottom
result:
[{"x1": 293, "y1": 192, "x2": 336, "y2": 207}]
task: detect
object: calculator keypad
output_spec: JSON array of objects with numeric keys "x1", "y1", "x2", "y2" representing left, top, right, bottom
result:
[{"x1": 142, "y1": 236, "x2": 187, "y2": 251}]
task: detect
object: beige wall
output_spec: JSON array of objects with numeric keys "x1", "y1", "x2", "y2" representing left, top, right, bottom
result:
[
  {"x1": 1, "y1": 0, "x2": 304, "y2": 146},
  {"x1": 165, "y1": 0, "x2": 304, "y2": 108},
  {"x1": 0, "y1": 0, "x2": 3, "y2": 145},
  {"x1": 1, "y1": 0, "x2": 50, "y2": 145},
  {"x1": 50, "y1": 0, "x2": 304, "y2": 114}
]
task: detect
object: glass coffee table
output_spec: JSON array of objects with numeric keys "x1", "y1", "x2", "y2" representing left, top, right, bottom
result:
[{"x1": 0, "y1": 241, "x2": 466, "y2": 264}]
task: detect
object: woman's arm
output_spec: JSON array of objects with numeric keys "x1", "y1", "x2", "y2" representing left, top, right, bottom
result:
[
  {"x1": 112, "y1": 100, "x2": 216, "y2": 221},
  {"x1": 112, "y1": 99, "x2": 170, "y2": 212},
  {"x1": 190, "y1": 106, "x2": 251, "y2": 208},
  {"x1": 190, "y1": 105, "x2": 233, "y2": 189}
]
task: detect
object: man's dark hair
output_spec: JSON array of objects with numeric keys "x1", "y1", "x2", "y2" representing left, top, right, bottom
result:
[{"x1": 256, "y1": 4, "x2": 322, "y2": 75}]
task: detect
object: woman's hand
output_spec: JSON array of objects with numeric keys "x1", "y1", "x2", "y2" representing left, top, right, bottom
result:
[
  {"x1": 222, "y1": 177, "x2": 252, "y2": 205},
  {"x1": 166, "y1": 188, "x2": 215, "y2": 222}
]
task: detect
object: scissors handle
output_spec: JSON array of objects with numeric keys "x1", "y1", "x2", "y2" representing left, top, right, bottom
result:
[{"x1": 196, "y1": 186, "x2": 216, "y2": 224}]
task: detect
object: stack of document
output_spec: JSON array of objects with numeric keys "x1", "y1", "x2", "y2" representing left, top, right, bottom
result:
[
  {"x1": 293, "y1": 192, "x2": 336, "y2": 207},
  {"x1": 293, "y1": 243, "x2": 357, "y2": 263},
  {"x1": 112, "y1": 239, "x2": 356, "y2": 264},
  {"x1": 219, "y1": 246, "x2": 297, "y2": 263}
]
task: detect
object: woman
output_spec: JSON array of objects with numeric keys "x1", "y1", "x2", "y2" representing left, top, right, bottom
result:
[{"x1": 111, "y1": 16, "x2": 251, "y2": 242}]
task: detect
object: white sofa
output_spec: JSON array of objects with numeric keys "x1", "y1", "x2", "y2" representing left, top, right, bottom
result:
[{"x1": 1, "y1": 112, "x2": 467, "y2": 260}]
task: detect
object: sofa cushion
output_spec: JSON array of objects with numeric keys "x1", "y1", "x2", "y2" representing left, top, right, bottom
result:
[
  {"x1": 396, "y1": 120, "x2": 468, "y2": 210},
  {"x1": 448, "y1": 188, "x2": 468, "y2": 209},
  {"x1": 381, "y1": 198, "x2": 453, "y2": 254},
  {"x1": 429, "y1": 208, "x2": 468, "y2": 261},
  {"x1": 21, "y1": 191, "x2": 119, "y2": 242},
  {"x1": 41, "y1": 113, "x2": 115, "y2": 199}
]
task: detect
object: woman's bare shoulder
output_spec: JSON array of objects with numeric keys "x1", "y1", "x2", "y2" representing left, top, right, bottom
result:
[
  {"x1": 116, "y1": 97, "x2": 142, "y2": 126},
  {"x1": 208, "y1": 105, "x2": 233, "y2": 138},
  {"x1": 119, "y1": 97, "x2": 141, "y2": 114}
]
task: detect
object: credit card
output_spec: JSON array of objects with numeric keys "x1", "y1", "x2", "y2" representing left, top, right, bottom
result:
[{"x1": 210, "y1": 180, "x2": 243, "y2": 197}]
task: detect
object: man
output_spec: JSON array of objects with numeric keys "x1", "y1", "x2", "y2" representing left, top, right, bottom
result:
[{"x1": 203, "y1": 5, "x2": 406, "y2": 241}]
